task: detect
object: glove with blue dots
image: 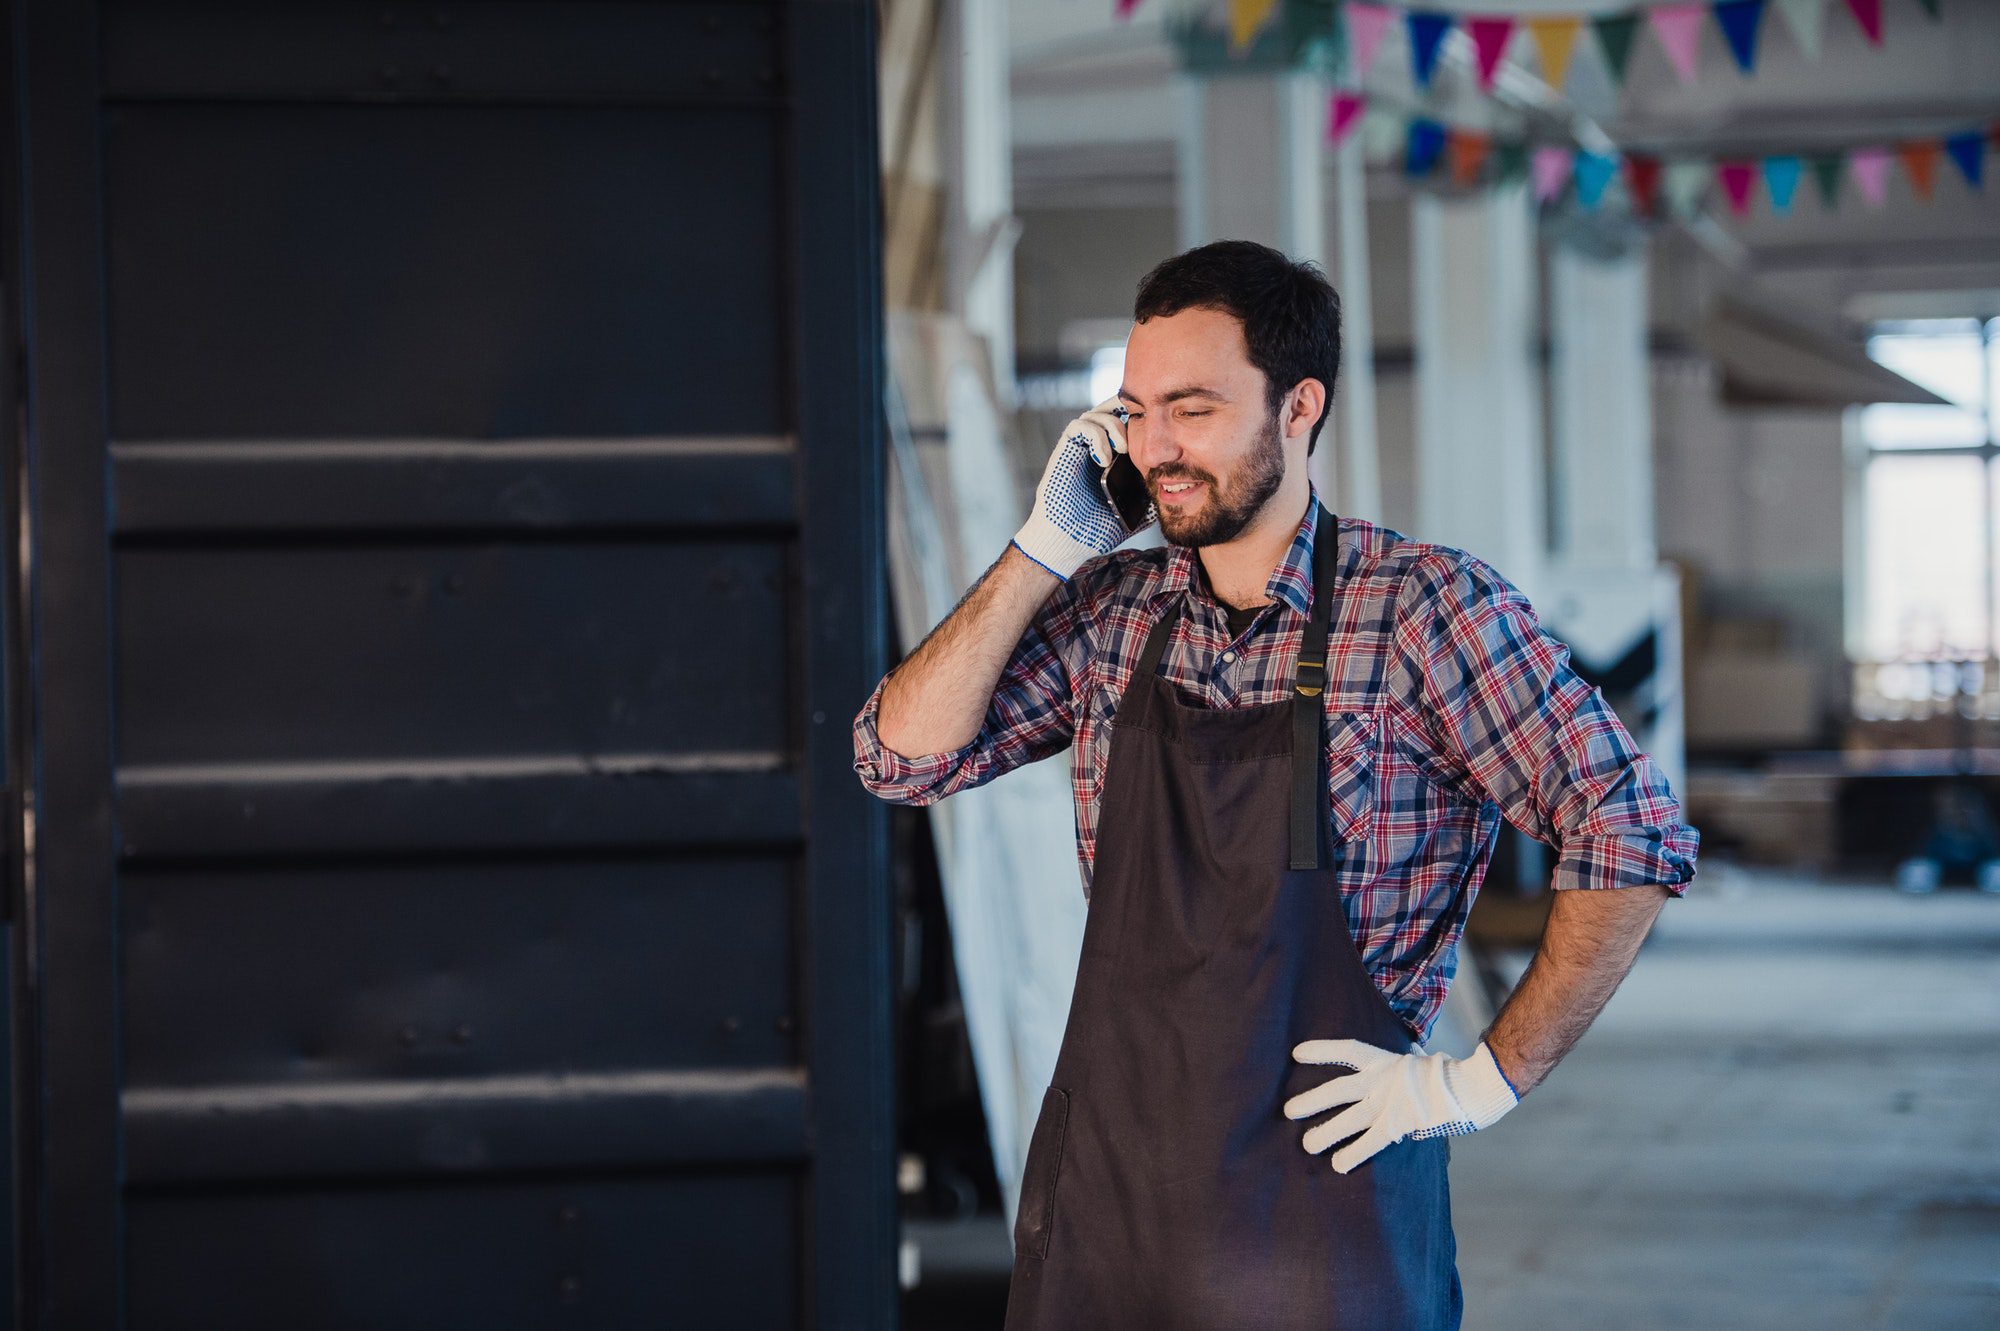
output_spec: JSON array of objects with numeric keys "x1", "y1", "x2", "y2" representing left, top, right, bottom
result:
[{"x1": 1011, "y1": 397, "x2": 1153, "y2": 581}]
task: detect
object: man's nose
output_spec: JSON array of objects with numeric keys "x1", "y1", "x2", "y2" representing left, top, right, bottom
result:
[{"x1": 1130, "y1": 421, "x2": 1180, "y2": 474}]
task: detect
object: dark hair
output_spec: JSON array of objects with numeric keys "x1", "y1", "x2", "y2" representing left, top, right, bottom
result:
[{"x1": 1132, "y1": 240, "x2": 1342, "y2": 456}]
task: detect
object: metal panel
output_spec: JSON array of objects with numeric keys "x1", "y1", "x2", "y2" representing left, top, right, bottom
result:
[{"x1": 6, "y1": 0, "x2": 890, "y2": 1325}]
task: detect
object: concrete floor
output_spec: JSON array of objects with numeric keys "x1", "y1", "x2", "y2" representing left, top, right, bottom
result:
[{"x1": 902, "y1": 861, "x2": 2000, "y2": 1329}]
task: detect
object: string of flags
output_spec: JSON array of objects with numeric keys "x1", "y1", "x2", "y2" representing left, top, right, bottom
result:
[
  {"x1": 1326, "y1": 89, "x2": 1994, "y2": 219},
  {"x1": 1153, "y1": 0, "x2": 1949, "y2": 94}
]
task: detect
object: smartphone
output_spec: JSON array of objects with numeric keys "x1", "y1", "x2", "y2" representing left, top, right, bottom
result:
[{"x1": 1096, "y1": 410, "x2": 1153, "y2": 529}]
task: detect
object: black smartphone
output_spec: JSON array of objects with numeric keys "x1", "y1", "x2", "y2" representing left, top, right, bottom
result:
[{"x1": 1096, "y1": 410, "x2": 1153, "y2": 529}]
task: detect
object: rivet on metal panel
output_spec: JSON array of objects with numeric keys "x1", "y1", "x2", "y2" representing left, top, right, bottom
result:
[
  {"x1": 393, "y1": 573, "x2": 420, "y2": 598},
  {"x1": 450, "y1": 1023, "x2": 474, "y2": 1044},
  {"x1": 558, "y1": 1276, "x2": 582, "y2": 1303},
  {"x1": 556, "y1": 1205, "x2": 580, "y2": 1226},
  {"x1": 775, "y1": 1014, "x2": 795, "y2": 1033},
  {"x1": 398, "y1": 1025, "x2": 420, "y2": 1048},
  {"x1": 721, "y1": 1015, "x2": 742, "y2": 1034},
  {"x1": 812, "y1": 711, "x2": 826, "y2": 725},
  {"x1": 444, "y1": 572, "x2": 466, "y2": 595}
]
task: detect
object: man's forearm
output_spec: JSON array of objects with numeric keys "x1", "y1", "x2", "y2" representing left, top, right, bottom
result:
[
  {"x1": 1480, "y1": 883, "x2": 1672, "y2": 1096},
  {"x1": 877, "y1": 543, "x2": 1060, "y2": 758}
]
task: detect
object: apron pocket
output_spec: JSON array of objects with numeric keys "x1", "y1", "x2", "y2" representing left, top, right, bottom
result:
[{"x1": 1013, "y1": 1086, "x2": 1071, "y2": 1260}]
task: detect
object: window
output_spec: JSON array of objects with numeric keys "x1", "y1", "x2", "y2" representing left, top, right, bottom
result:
[{"x1": 1852, "y1": 317, "x2": 1999, "y2": 721}]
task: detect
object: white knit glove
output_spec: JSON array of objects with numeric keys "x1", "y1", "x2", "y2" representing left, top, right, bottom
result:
[
  {"x1": 1011, "y1": 397, "x2": 1153, "y2": 581},
  {"x1": 1284, "y1": 1038, "x2": 1521, "y2": 1174}
]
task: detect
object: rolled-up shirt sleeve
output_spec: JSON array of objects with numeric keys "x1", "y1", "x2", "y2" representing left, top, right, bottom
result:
[
  {"x1": 1395, "y1": 551, "x2": 1699, "y2": 896},
  {"x1": 851, "y1": 554, "x2": 1096, "y2": 806}
]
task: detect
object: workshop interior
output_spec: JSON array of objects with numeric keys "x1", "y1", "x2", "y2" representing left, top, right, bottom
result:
[{"x1": 1, "y1": 0, "x2": 1996, "y2": 1326}]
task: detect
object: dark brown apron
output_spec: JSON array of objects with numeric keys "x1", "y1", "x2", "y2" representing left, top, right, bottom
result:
[{"x1": 1002, "y1": 503, "x2": 1462, "y2": 1330}]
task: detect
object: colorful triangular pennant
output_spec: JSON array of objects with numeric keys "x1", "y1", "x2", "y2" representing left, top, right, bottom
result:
[
  {"x1": 1898, "y1": 140, "x2": 1941, "y2": 200},
  {"x1": 1664, "y1": 160, "x2": 1711, "y2": 215},
  {"x1": 1229, "y1": 0, "x2": 1279, "y2": 52},
  {"x1": 1344, "y1": 3, "x2": 1394, "y2": 81},
  {"x1": 1465, "y1": 18, "x2": 1516, "y2": 92},
  {"x1": 1773, "y1": 0, "x2": 1825, "y2": 59},
  {"x1": 1624, "y1": 155, "x2": 1663, "y2": 215},
  {"x1": 1327, "y1": 92, "x2": 1367, "y2": 147},
  {"x1": 1714, "y1": 0, "x2": 1768, "y2": 73},
  {"x1": 1717, "y1": 160, "x2": 1757, "y2": 215},
  {"x1": 1593, "y1": 14, "x2": 1643, "y2": 89},
  {"x1": 1850, "y1": 147, "x2": 1891, "y2": 205},
  {"x1": 1916, "y1": 0, "x2": 1942, "y2": 19},
  {"x1": 1944, "y1": 131, "x2": 1983, "y2": 188},
  {"x1": 1809, "y1": 154, "x2": 1844, "y2": 208},
  {"x1": 1763, "y1": 156, "x2": 1803, "y2": 213},
  {"x1": 1649, "y1": 4, "x2": 1707, "y2": 84},
  {"x1": 1524, "y1": 17, "x2": 1584, "y2": 91},
  {"x1": 1448, "y1": 130, "x2": 1493, "y2": 187},
  {"x1": 1843, "y1": 0, "x2": 1882, "y2": 45},
  {"x1": 1407, "y1": 11, "x2": 1454, "y2": 89},
  {"x1": 1493, "y1": 141, "x2": 1529, "y2": 183},
  {"x1": 1407, "y1": 119, "x2": 1447, "y2": 177},
  {"x1": 1575, "y1": 151, "x2": 1619, "y2": 209},
  {"x1": 1532, "y1": 145, "x2": 1575, "y2": 202}
]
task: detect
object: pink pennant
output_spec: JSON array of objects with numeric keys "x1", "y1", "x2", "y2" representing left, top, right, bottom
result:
[
  {"x1": 1717, "y1": 160, "x2": 1756, "y2": 215},
  {"x1": 1327, "y1": 92, "x2": 1366, "y2": 147},
  {"x1": 1345, "y1": 3, "x2": 1394, "y2": 80},
  {"x1": 1843, "y1": 0, "x2": 1882, "y2": 45},
  {"x1": 1649, "y1": 4, "x2": 1707, "y2": 84},
  {"x1": 1466, "y1": 17, "x2": 1516, "y2": 91},
  {"x1": 1115, "y1": 0, "x2": 1143, "y2": 19},
  {"x1": 1531, "y1": 146, "x2": 1575, "y2": 202},
  {"x1": 1849, "y1": 147, "x2": 1890, "y2": 205}
]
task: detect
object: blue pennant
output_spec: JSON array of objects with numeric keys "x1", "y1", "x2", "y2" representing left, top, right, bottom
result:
[
  {"x1": 1407, "y1": 119, "x2": 1447, "y2": 176},
  {"x1": 1713, "y1": 0, "x2": 1767, "y2": 73},
  {"x1": 1407, "y1": 11, "x2": 1453, "y2": 89},
  {"x1": 1574, "y1": 151, "x2": 1617, "y2": 209}
]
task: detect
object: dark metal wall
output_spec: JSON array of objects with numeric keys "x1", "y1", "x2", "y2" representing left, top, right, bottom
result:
[{"x1": 4, "y1": 1, "x2": 892, "y2": 1325}]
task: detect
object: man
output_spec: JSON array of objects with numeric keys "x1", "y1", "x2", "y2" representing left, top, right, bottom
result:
[{"x1": 852, "y1": 241, "x2": 1698, "y2": 1329}]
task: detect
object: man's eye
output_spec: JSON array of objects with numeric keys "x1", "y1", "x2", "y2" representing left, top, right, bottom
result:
[{"x1": 1183, "y1": 410, "x2": 1209, "y2": 417}]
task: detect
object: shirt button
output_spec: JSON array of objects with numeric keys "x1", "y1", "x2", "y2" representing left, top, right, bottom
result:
[{"x1": 1221, "y1": 651, "x2": 1236, "y2": 663}]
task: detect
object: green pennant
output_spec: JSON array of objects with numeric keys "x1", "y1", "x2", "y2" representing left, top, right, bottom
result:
[
  {"x1": 1493, "y1": 141, "x2": 1528, "y2": 184},
  {"x1": 1809, "y1": 154, "x2": 1843, "y2": 208},
  {"x1": 1916, "y1": 0, "x2": 1942, "y2": 18},
  {"x1": 1593, "y1": 13, "x2": 1642, "y2": 88}
]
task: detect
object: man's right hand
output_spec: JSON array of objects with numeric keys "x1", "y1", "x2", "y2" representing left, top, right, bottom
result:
[{"x1": 1010, "y1": 397, "x2": 1153, "y2": 581}]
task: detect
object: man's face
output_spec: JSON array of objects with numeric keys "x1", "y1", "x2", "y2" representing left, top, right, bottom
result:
[{"x1": 1118, "y1": 307, "x2": 1296, "y2": 548}]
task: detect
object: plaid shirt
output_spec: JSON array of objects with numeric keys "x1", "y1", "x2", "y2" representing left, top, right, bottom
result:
[{"x1": 853, "y1": 488, "x2": 1699, "y2": 1044}]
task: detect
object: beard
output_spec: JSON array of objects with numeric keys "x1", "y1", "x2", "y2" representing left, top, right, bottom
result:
[{"x1": 1149, "y1": 405, "x2": 1288, "y2": 547}]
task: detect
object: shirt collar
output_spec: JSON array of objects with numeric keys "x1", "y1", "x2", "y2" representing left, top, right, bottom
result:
[{"x1": 1156, "y1": 484, "x2": 1323, "y2": 619}]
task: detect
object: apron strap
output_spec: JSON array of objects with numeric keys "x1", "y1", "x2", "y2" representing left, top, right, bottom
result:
[
  {"x1": 1289, "y1": 503, "x2": 1339, "y2": 870},
  {"x1": 1117, "y1": 597, "x2": 1183, "y2": 731}
]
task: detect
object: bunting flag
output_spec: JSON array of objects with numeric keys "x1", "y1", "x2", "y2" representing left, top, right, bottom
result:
[
  {"x1": 1665, "y1": 160, "x2": 1711, "y2": 214},
  {"x1": 1897, "y1": 139, "x2": 1940, "y2": 200},
  {"x1": 1466, "y1": 17, "x2": 1516, "y2": 91},
  {"x1": 1448, "y1": 129, "x2": 1492, "y2": 187},
  {"x1": 1344, "y1": 3, "x2": 1394, "y2": 81},
  {"x1": 1843, "y1": 0, "x2": 1882, "y2": 45},
  {"x1": 1116, "y1": 0, "x2": 1142, "y2": 19},
  {"x1": 1407, "y1": 10, "x2": 1454, "y2": 89},
  {"x1": 1944, "y1": 131, "x2": 1984, "y2": 188},
  {"x1": 1763, "y1": 156, "x2": 1803, "y2": 212},
  {"x1": 1850, "y1": 147, "x2": 1891, "y2": 205},
  {"x1": 1593, "y1": 13, "x2": 1643, "y2": 88},
  {"x1": 1575, "y1": 151, "x2": 1618, "y2": 209},
  {"x1": 1524, "y1": 16, "x2": 1584, "y2": 91},
  {"x1": 1648, "y1": 4, "x2": 1706, "y2": 85},
  {"x1": 1532, "y1": 145, "x2": 1574, "y2": 202},
  {"x1": 1809, "y1": 154, "x2": 1844, "y2": 207},
  {"x1": 1717, "y1": 160, "x2": 1757, "y2": 215},
  {"x1": 1406, "y1": 118, "x2": 1447, "y2": 176},
  {"x1": 1773, "y1": 0, "x2": 1825, "y2": 59},
  {"x1": 1624, "y1": 154, "x2": 1663, "y2": 215},
  {"x1": 1916, "y1": 0, "x2": 1942, "y2": 18},
  {"x1": 1714, "y1": 0, "x2": 1767, "y2": 73},
  {"x1": 1229, "y1": 0, "x2": 1280, "y2": 52},
  {"x1": 1494, "y1": 140, "x2": 1529, "y2": 184},
  {"x1": 1327, "y1": 92, "x2": 1367, "y2": 147}
]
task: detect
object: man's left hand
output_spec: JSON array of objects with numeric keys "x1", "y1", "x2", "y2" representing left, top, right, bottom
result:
[{"x1": 1284, "y1": 1039, "x2": 1521, "y2": 1173}]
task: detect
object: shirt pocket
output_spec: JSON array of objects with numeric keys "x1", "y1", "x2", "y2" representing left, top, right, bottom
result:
[{"x1": 1323, "y1": 707, "x2": 1380, "y2": 846}]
